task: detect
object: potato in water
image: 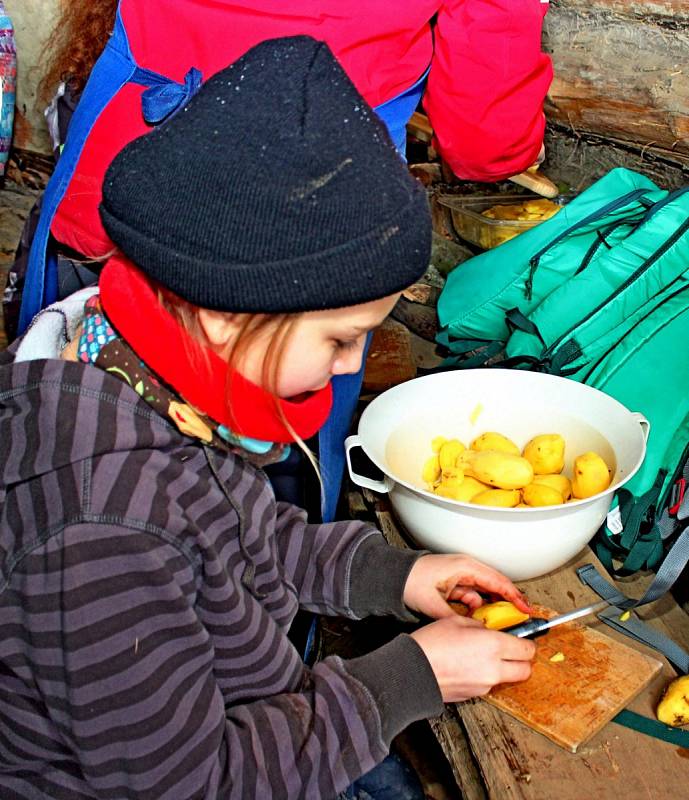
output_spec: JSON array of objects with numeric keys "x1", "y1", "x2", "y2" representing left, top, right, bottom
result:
[{"x1": 423, "y1": 428, "x2": 612, "y2": 508}]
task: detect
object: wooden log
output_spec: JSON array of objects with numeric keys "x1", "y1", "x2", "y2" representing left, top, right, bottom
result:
[
  {"x1": 554, "y1": 0, "x2": 689, "y2": 22},
  {"x1": 544, "y1": 2, "x2": 689, "y2": 165},
  {"x1": 362, "y1": 317, "x2": 416, "y2": 393}
]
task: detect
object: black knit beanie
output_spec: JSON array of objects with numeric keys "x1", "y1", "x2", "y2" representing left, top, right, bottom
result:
[{"x1": 99, "y1": 36, "x2": 431, "y2": 312}]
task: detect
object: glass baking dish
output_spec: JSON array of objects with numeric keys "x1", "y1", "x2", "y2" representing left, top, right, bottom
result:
[{"x1": 438, "y1": 193, "x2": 571, "y2": 249}]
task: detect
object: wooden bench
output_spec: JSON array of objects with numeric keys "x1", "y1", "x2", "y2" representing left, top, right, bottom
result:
[{"x1": 353, "y1": 491, "x2": 689, "y2": 800}]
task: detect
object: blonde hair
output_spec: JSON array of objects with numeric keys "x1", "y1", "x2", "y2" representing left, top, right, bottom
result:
[{"x1": 155, "y1": 283, "x2": 322, "y2": 479}]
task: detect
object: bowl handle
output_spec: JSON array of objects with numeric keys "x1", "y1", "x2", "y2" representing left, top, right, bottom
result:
[
  {"x1": 631, "y1": 412, "x2": 651, "y2": 442},
  {"x1": 344, "y1": 435, "x2": 392, "y2": 494}
]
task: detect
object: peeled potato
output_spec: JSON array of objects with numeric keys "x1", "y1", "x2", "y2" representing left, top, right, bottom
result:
[
  {"x1": 656, "y1": 675, "x2": 689, "y2": 727},
  {"x1": 434, "y1": 476, "x2": 486, "y2": 503},
  {"x1": 531, "y1": 473, "x2": 572, "y2": 501},
  {"x1": 470, "y1": 431, "x2": 520, "y2": 456},
  {"x1": 422, "y1": 454, "x2": 441, "y2": 485},
  {"x1": 471, "y1": 601, "x2": 530, "y2": 630},
  {"x1": 522, "y1": 434, "x2": 565, "y2": 475},
  {"x1": 571, "y1": 451, "x2": 612, "y2": 498},
  {"x1": 461, "y1": 450, "x2": 534, "y2": 490},
  {"x1": 522, "y1": 483, "x2": 564, "y2": 507},
  {"x1": 471, "y1": 488, "x2": 521, "y2": 507},
  {"x1": 439, "y1": 439, "x2": 466, "y2": 473},
  {"x1": 431, "y1": 436, "x2": 447, "y2": 453}
]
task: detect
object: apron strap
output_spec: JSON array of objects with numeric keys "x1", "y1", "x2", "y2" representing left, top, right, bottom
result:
[{"x1": 19, "y1": 7, "x2": 203, "y2": 334}]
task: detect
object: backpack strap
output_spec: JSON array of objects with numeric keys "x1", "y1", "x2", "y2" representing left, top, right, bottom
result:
[
  {"x1": 577, "y1": 525, "x2": 689, "y2": 673},
  {"x1": 523, "y1": 187, "x2": 654, "y2": 300},
  {"x1": 613, "y1": 709, "x2": 689, "y2": 747},
  {"x1": 597, "y1": 473, "x2": 667, "y2": 574},
  {"x1": 578, "y1": 535, "x2": 689, "y2": 746}
]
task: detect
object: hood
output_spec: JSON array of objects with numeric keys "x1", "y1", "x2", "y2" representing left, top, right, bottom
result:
[{"x1": 0, "y1": 295, "x2": 182, "y2": 487}]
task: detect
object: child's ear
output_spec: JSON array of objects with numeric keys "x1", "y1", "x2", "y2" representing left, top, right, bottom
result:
[{"x1": 197, "y1": 308, "x2": 241, "y2": 351}]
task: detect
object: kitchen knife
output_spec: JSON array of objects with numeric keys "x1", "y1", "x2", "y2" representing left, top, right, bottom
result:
[{"x1": 503, "y1": 599, "x2": 611, "y2": 638}]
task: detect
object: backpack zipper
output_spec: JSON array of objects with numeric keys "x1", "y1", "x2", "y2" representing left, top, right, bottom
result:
[
  {"x1": 639, "y1": 184, "x2": 689, "y2": 224},
  {"x1": 575, "y1": 218, "x2": 636, "y2": 276},
  {"x1": 524, "y1": 188, "x2": 652, "y2": 300},
  {"x1": 542, "y1": 212, "x2": 689, "y2": 366}
]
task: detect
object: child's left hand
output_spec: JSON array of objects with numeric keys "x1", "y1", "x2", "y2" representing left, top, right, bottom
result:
[{"x1": 403, "y1": 553, "x2": 532, "y2": 620}]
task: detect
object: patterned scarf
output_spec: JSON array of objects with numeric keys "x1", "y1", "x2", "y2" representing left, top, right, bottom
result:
[{"x1": 78, "y1": 290, "x2": 326, "y2": 467}]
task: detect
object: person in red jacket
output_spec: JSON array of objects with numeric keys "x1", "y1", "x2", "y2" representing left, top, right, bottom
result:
[
  {"x1": 20, "y1": 0, "x2": 553, "y2": 269},
  {"x1": 8, "y1": 0, "x2": 553, "y2": 522}
]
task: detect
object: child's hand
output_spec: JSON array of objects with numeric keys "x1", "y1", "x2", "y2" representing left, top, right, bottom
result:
[
  {"x1": 410, "y1": 616, "x2": 536, "y2": 702},
  {"x1": 403, "y1": 553, "x2": 532, "y2": 619}
]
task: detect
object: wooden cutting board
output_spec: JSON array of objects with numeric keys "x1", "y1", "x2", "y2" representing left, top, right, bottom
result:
[{"x1": 485, "y1": 605, "x2": 664, "y2": 752}]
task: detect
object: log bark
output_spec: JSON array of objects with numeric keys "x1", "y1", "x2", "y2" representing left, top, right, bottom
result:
[{"x1": 545, "y1": 1, "x2": 689, "y2": 166}]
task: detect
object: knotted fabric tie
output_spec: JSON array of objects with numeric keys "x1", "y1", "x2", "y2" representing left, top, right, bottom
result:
[{"x1": 136, "y1": 66, "x2": 203, "y2": 125}]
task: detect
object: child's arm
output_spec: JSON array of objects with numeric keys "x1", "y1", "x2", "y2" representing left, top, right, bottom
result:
[
  {"x1": 424, "y1": 0, "x2": 553, "y2": 182},
  {"x1": 19, "y1": 522, "x2": 441, "y2": 799},
  {"x1": 274, "y1": 501, "x2": 424, "y2": 620}
]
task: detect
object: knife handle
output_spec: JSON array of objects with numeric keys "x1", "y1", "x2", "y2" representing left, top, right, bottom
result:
[
  {"x1": 507, "y1": 171, "x2": 560, "y2": 198},
  {"x1": 502, "y1": 617, "x2": 550, "y2": 638}
]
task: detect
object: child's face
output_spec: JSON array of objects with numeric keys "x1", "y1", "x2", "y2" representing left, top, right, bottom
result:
[
  {"x1": 199, "y1": 293, "x2": 401, "y2": 399},
  {"x1": 274, "y1": 293, "x2": 400, "y2": 399}
]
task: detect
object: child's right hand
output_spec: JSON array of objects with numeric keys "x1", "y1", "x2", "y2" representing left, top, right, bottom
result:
[{"x1": 410, "y1": 615, "x2": 536, "y2": 703}]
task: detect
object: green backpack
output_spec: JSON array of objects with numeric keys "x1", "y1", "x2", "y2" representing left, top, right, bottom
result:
[{"x1": 436, "y1": 168, "x2": 689, "y2": 582}]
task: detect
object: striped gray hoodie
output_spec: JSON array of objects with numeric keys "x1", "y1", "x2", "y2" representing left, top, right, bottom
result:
[{"x1": 0, "y1": 298, "x2": 443, "y2": 799}]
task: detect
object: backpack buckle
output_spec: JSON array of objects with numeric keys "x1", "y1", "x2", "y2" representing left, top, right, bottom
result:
[{"x1": 668, "y1": 478, "x2": 686, "y2": 515}]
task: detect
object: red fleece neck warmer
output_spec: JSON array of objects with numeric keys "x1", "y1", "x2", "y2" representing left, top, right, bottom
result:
[{"x1": 98, "y1": 254, "x2": 332, "y2": 443}]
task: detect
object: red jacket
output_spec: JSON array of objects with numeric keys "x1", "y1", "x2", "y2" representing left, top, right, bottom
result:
[{"x1": 53, "y1": 0, "x2": 552, "y2": 259}]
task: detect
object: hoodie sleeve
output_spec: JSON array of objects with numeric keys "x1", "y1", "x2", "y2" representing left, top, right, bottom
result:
[
  {"x1": 423, "y1": 0, "x2": 553, "y2": 182},
  {"x1": 274, "y1": 501, "x2": 424, "y2": 620},
  {"x1": 10, "y1": 522, "x2": 441, "y2": 799}
]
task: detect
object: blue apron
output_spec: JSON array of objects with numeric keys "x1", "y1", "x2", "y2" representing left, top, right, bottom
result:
[{"x1": 18, "y1": 7, "x2": 428, "y2": 523}]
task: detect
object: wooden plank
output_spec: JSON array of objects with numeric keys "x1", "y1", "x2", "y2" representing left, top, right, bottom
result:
[
  {"x1": 375, "y1": 511, "x2": 689, "y2": 798},
  {"x1": 429, "y1": 707, "x2": 488, "y2": 800},
  {"x1": 544, "y1": 5, "x2": 689, "y2": 164},
  {"x1": 407, "y1": 111, "x2": 434, "y2": 143}
]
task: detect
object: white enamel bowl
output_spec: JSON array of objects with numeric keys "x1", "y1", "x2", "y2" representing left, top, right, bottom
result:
[{"x1": 345, "y1": 370, "x2": 649, "y2": 581}]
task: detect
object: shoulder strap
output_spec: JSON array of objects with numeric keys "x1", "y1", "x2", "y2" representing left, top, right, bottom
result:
[
  {"x1": 579, "y1": 534, "x2": 689, "y2": 746},
  {"x1": 577, "y1": 525, "x2": 689, "y2": 673},
  {"x1": 18, "y1": 7, "x2": 203, "y2": 335}
]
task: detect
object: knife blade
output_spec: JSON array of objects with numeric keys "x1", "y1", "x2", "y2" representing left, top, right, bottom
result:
[{"x1": 503, "y1": 599, "x2": 611, "y2": 638}]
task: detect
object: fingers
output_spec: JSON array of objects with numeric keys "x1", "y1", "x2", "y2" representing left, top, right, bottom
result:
[
  {"x1": 451, "y1": 564, "x2": 532, "y2": 613},
  {"x1": 497, "y1": 632, "x2": 537, "y2": 662},
  {"x1": 501, "y1": 587, "x2": 533, "y2": 614},
  {"x1": 447, "y1": 587, "x2": 482, "y2": 609},
  {"x1": 498, "y1": 658, "x2": 534, "y2": 685},
  {"x1": 450, "y1": 615, "x2": 484, "y2": 629}
]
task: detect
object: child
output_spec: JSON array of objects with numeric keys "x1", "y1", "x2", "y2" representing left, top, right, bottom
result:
[
  {"x1": 10, "y1": 0, "x2": 551, "y2": 524},
  {"x1": 0, "y1": 37, "x2": 535, "y2": 799}
]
